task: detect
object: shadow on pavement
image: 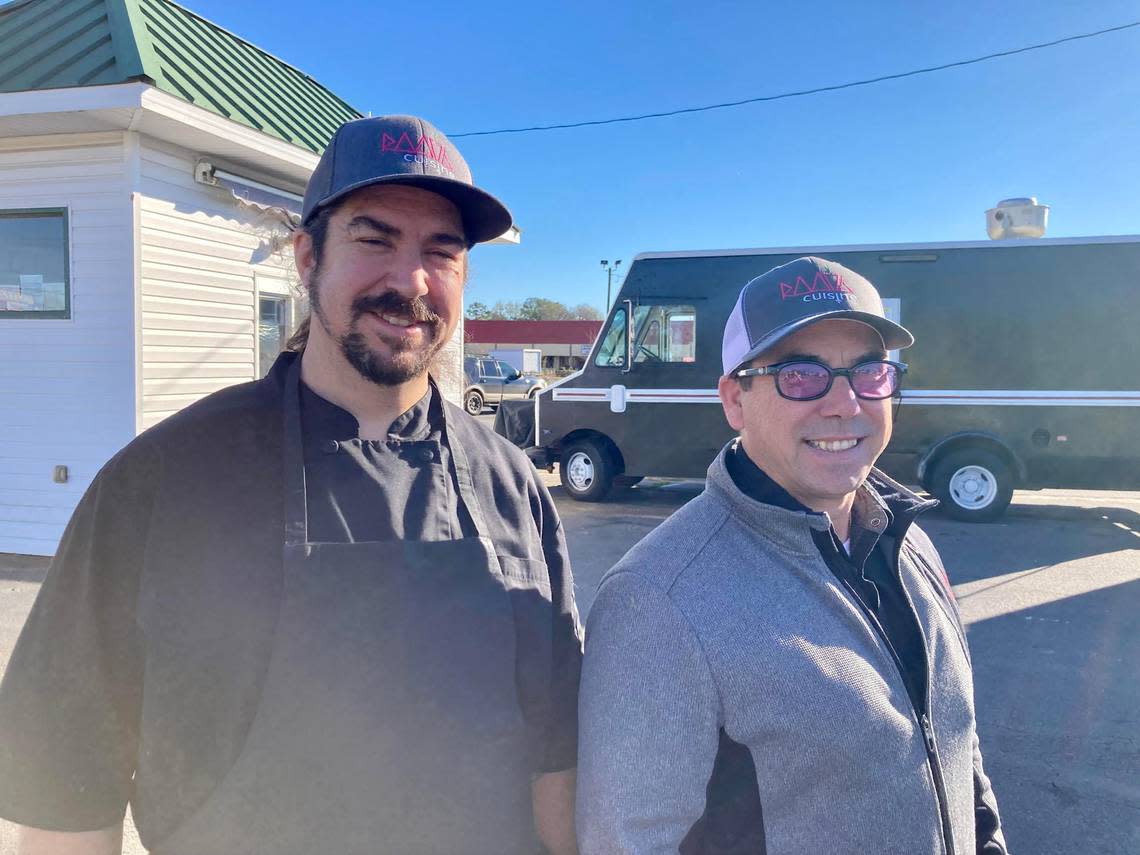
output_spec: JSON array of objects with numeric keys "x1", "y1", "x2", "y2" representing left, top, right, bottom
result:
[
  {"x1": 922, "y1": 503, "x2": 1140, "y2": 583},
  {"x1": 0, "y1": 555, "x2": 50, "y2": 584},
  {"x1": 966, "y1": 577, "x2": 1140, "y2": 855},
  {"x1": 549, "y1": 478, "x2": 705, "y2": 514}
]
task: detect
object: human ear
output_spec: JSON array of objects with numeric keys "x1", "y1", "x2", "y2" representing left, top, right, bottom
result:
[{"x1": 718, "y1": 375, "x2": 746, "y2": 432}]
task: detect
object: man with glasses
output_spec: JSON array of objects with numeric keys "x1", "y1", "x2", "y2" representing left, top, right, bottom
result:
[{"x1": 577, "y1": 257, "x2": 1006, "y2": 854}]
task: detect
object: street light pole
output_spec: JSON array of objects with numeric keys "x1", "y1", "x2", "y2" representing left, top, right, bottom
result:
[{"x1": 600, "y1": 259, "x2": 622, "y2": 311}]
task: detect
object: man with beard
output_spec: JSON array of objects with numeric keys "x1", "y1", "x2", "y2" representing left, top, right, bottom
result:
[
  {"x1": 577, "y1": 258, "x2": 1005, "y2": 854},
  {"x1": 0, "y1": 116, "x2": 582, "y2": 855}
]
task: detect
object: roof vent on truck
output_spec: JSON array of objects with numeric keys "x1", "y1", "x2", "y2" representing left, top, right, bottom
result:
[{"x1": 986, "y1": 197, "x2": 1049, "y2": 240}]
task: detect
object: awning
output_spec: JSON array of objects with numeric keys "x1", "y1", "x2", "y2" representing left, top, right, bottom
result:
[{"x1": 194, "y1": 160, "x2": 302, "y2": 223}]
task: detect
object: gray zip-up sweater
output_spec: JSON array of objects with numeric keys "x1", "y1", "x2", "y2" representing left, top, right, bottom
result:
[{"x1": 577, "y1": 445, "x2": 1004, "y2": 854}]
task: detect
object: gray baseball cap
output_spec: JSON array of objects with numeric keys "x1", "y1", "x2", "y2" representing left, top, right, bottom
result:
[
  {"x1": 721, "y1": 256, "x2": 914, "y2": 376},
  {"x1": 302, "y1": 115, "x2": 513, "y2": 244}
]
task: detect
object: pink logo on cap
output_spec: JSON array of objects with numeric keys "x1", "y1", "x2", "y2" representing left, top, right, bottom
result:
[
  {"x1": 381, "y1": 132, "x2": 455, "y2": 172},
  {"x1": 779, "y1": 271, "x2": 855, "y2": 300}
]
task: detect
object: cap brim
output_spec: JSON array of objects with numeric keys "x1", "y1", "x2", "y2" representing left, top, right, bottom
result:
[
  {"x1": 304, "y1": 174, "x2": 514, "y2": 245},
  {"x1": 727, "y1": 310, "x2": 914, "y2": 376}
]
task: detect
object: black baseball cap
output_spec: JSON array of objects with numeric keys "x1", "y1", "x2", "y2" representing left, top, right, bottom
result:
[
  {"x1": 721, "y1": 256, "x2": 914, "y2": 376},
  {"x1": 301, "y1": 115, "x2": 513, "y2": 244}
]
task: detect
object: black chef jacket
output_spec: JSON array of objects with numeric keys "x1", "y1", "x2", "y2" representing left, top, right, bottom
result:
[
  {"x1": 0, "y1": 352, "x2": 583, "y2": 846},
  {"x1": 299, "y1": 379, "x2": 458, "y2": 542}
]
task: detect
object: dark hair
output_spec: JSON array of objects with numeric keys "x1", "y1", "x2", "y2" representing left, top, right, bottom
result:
[
  {"x1": 304, "y1": 203, "x2": 337, "y2": 269},
  {"x1": 284, "y1": 314, "x2": 311, "y2": 352},
  {"x1": 284, "y1": 204, "x2": 337, "y2": 352}
]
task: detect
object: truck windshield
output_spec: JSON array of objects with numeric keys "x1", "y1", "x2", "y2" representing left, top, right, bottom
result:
[
  {"x1": 632, "y1": 304, "x2": 697, "y2": 363},
  {"x1": 594, "y1": 304, "x2": 698, "y2": 367},
  {"x1": 594, "y1": 307, "x2": 628, "y2": 367}
]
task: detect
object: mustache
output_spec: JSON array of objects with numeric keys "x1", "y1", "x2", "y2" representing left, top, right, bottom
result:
[{"x1": 351, "y1": 292, "x2": 440, "y2": 325}]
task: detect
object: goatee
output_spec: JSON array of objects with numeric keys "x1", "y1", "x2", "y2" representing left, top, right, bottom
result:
[{"x1": 312, "y1": 278, "x2": 444, "y2": 387}]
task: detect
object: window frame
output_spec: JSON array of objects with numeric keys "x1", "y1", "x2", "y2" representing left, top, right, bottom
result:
[
  {"x1": 257, "y1": 293, "x2": 289, "y2": 378},
  {"x1": 0, "y1": 207, "x2": 71, "y2": 320},
  {"x1": 630, "y1": 303, "x2": 698, "y2": 366},
  {"x1": 495, "y1": 359, "x2": 519, "y2": 380},
  {"x1": 594, "y1": 306, "x2": 630, "y2": 369}
]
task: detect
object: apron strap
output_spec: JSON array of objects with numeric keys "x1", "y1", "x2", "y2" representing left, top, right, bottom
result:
[
  {"x1": 437, "y1": 381, "x2": 494, "y2": 543},
  {"x1": 282, "y1": 355, "x2": 309, "y2": 546}
]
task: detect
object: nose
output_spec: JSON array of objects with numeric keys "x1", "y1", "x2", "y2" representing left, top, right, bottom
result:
[
  {"x1": 818, "y1": 374, "x2": 862, "y2": 419},
  {"x1": 385, "y1": 248, "x2": 431, "y2": 300}
]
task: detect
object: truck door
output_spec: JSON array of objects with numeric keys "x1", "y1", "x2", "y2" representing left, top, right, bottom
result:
[
  {"x1": 478, "y1": 358, "x2": 504, "y2": 405},
  {"x1": 581, "y1": 299, "x2": 729, "y2": 478},
  {"x1": 496, "y1": 360, "x2": 527, "y2": 400}
]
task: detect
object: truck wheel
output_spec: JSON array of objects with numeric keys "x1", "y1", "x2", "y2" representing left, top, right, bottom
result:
[
  {"x1": 464, "y1": 390, "x2": 483, "y2": 416},
  {"x1": 930, "y1": 448, "x2": 1014, "y2": 522},
  {"x1": 560, "y1": 439, "x2": 615, "y2": 502}
]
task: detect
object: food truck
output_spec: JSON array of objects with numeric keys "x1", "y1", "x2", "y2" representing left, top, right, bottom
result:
[{"x1": 499, "y1": 226, "x2": 1140, "y2": 521}]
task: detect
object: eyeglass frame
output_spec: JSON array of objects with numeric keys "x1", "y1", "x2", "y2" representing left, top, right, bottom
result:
[{"x1": 733, "y1": 359, "x2": 909, "y2": 402}]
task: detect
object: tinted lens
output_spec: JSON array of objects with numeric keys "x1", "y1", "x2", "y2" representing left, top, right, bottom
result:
[
  {"x1": 776, "y1": 362, "x2": 832, "y2": 399},
  {"x1": 850, "y1": 361, "x2": 899, "y2": 399}
]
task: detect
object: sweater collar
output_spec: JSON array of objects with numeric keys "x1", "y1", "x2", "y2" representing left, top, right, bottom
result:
[
  {"x1": 706, "y1": 442, "x2": 830, "y2": 556},
  {"x1": 707, "y1": 439, "x2": 937, "y2": 549}
]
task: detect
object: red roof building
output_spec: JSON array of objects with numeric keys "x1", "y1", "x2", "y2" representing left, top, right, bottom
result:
[{"x1": 464, "y1": 319, "x2": 604, "y2": 371}]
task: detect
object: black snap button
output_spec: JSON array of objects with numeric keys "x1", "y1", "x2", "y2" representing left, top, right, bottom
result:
[
  {"x1": 322, "y1": 439, "x2": 339, "y2": 454},
  {"x1": 871, "y1": 518, "x2": 883, "y2": 528},
  {"x1": 418, "y1": 448, "x2": 435, "y2": 463}
]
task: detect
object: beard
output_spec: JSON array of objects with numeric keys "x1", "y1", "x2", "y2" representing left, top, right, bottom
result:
[{"x1": 310, "y1": 271, "x2": 445, "y2": 387}]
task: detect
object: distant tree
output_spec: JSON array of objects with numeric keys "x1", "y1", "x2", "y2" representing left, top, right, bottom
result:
[
  {"x1": 465, "y1": 300, "x2": 492, "y2": 320},
  {"x1": 468, "y1": 298, "x2": 602, "y2": 321},
  {"x1": 488, "y1": 300, "x2": 522, "y2": 320},
  {"x1": 571, "y1": 303, "x2": 603, "y2": 321},
  {"x1": 519, "y1": 297, "x2": 574, "y2": 321}
]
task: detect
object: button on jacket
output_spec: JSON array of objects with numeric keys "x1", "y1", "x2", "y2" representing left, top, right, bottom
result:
[{"x1": 577, "y1": 442, "x2": 1005, "y2": 855}]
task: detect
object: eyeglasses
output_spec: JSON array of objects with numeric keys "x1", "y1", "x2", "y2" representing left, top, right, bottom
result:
[{"x1": 735, "y1": 359, "x2": 907, "y2": 401}]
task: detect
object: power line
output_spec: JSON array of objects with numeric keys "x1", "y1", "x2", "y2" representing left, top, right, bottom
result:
[{"x1": 449, "y1": 20, "x2": 1140, "y2": 138}]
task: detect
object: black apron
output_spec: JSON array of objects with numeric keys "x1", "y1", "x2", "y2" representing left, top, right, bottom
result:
[{"x1": 155, "y1": 358, "x2": 537, "y2": 854}]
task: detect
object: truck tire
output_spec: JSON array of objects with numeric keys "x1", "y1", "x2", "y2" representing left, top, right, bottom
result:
[
  {"x1": 930, "y1": 448, "x2": 1014, "y2": 522},
  {"x1": 464, "y1": 390, "x2": 483, "y2": 416},
  {"x1": 560, "y1": 438, "x2": 615, "y2": 502}
]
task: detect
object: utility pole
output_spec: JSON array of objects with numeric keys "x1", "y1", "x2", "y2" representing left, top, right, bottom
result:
[{"x1": 600, "y1": 259, "x2": 622, "y2": 311}]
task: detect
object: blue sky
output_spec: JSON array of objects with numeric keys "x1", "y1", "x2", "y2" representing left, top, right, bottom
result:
[{"x1": 186, "y1": 0, "x2": 1139, "y2": 313}]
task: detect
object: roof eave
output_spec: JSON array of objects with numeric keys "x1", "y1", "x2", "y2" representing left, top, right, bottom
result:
[{"x1": 0, "y1": 82, "x2": 318, "y2": 187}]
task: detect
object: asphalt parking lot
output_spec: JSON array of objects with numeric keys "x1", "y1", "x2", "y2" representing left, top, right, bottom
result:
[{"x1": 2, "y1": 480, "x2": 1138, "y2": 854}]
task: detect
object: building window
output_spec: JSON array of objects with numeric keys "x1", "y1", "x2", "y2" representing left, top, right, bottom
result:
[
  {"x1": 0, "y1": 209, "x2": 69, "y2": 319},
  {"x1": 258, "y1": 295, "x2": 288, "y2": 377}
]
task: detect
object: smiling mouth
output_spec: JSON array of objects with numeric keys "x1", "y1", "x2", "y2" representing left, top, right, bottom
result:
[
  {"x1": 805, "y1": 438, "x2": 863, "y2": 453},
  {"x1": 377, "y1": 312, "x2": 418, "y2": 328},
  {"x1": 366, "y1": 311, "x2": 434, "y2": 332}
]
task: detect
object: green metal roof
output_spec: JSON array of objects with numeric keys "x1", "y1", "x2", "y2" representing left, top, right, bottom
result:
[{"x1": 0, "y1": 0, "x2": 361, "y2": 152}]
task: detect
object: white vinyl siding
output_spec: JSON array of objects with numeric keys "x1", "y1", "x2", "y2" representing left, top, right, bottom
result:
[
  {"x1": 0, "y1": 136, "x2": 135, "y2": 556},
  {"x1": 137, "y1": 138, "x2": 296, "y2": 430},
  {"x1": 435, "y1": 324, "x2": 464, "y2": 407}
]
